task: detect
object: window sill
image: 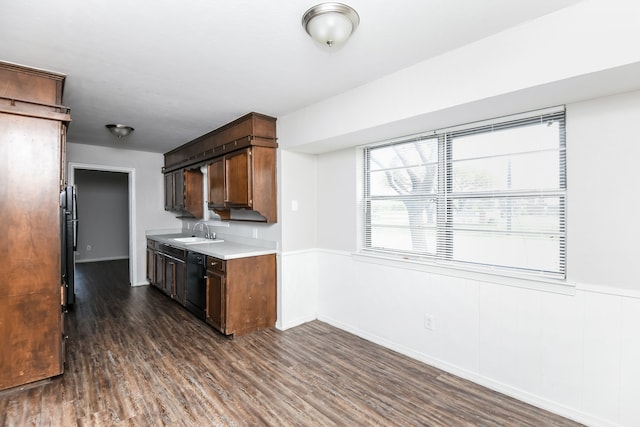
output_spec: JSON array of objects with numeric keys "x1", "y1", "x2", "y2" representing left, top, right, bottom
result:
[{"x1": 352, "y1": 251, "x2": 576, "y2": 296}]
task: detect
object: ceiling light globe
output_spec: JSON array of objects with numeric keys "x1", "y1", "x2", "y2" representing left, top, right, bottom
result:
[
  {"x1": 106, "y1": 124, "x2": 135, "y2": 139},
  {"x1": 307, "y1": 12, "x2": 353, "y2": 47},
  {"x1": 302, "y1": 3, "x2": 360, "y2": 48}
]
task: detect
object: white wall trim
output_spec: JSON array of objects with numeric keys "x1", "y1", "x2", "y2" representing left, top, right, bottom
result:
[
  {"x1": 280, "y1": 248, "x2": 319, "y2": 257},
  {"x1": 68, "y1": 162, "x2": 137, "y2": 288},
  {"x1": 310, "y1": 248, "x2": 578, "y2": 296},
  {"x1": 577, "y1": 282, "x2": 640, "y2": 300},
  {"x1": 317, "y1": 315, "x2": 619, "y2": 427},
  {"x1": 279, "y1": 314, "x2": 317, "y2": 331},
  {"x1": 318, "y1": 248, "x2": 577, "y2": 296}
]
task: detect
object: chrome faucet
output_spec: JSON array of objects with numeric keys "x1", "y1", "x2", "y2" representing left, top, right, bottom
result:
[{"x1": 194, "y1": 221, "x2": 212, "y2": 239}]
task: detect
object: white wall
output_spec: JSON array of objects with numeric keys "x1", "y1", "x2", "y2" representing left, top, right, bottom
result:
[
  {"x1": 67, "y1": 143, "x2": 180, "y2": 285},
  {"x1": 275, "y1": 2, "x2": 640, "y2": 422},
  {"x1": 567, "y1": 90, "x2": 640, "y2": 292},
  {"x1": 281, "y1": 91, "x2": 640, "y2": 427},
  {"x1": 278, "y1": 150, "x2": 319, "y2": 328}
]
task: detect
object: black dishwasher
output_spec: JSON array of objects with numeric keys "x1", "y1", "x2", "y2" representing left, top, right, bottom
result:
[{"x1": 185, "y1": 251, "x2": 206, "y2": 320}]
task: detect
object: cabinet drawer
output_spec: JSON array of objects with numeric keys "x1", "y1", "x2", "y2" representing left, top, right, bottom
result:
[{"x1": 206, "y1": 257, "x2": 225, "y2": 274}]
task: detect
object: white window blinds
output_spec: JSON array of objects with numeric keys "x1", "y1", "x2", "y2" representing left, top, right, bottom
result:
[{"x1": 362, "y1": 107, "x2": 566, "y2": 279}]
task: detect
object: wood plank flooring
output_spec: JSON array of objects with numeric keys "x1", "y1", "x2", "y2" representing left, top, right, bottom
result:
[{"x1": 0, "y1": 260, "x2": 584, "y2": 426}]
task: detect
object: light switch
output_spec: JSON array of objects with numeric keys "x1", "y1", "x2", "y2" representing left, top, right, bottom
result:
[{"x1": 291, "y1": 200, "x2": 299, "y2": 211}]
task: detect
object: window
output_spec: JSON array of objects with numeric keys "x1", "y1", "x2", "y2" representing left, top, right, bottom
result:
[{"x1": 361, "y1": 107, "x2": 566, "y2": 279}]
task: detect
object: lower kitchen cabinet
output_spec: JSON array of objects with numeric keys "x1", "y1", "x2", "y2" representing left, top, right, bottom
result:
[
  {"x1": 205, "y1": 254, "x2": 276, "y2": 337},
  {"x1": 148, "y1": 240, "x2": 186, "y2": 304},
  {"x1": 205, "y1": 259, "x2": 225, "y2": 332},
  {"x1": 146, "y1": 238, "x2": 276, "y2": 337},
  {"x1": 146, "y1": 240, "x2": 157, "y2": 284},
  {"x1": 164, "y1": 255, "x2": 186, "y2": 304}
]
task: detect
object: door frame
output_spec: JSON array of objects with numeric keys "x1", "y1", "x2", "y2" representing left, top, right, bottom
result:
[{"x1": 68, "y1": 162, "x2": 136, "y2": 286}]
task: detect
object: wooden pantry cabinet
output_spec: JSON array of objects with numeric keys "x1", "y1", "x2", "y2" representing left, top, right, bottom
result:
[{"x1": 0, "y1": 61, "x2": 70, "y2": 391}]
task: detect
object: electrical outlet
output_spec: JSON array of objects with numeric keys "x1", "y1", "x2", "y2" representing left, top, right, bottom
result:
[
  {"x1": 424, "y1": 313, "x2": 435, "y2": 331},
  {"x1": 87, "y1": 244, "x2": 92, "y2": 252}
]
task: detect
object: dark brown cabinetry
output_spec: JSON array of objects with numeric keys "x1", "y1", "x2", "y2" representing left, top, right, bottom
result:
[
  {"x1": 207, "y1": 146, "x2": 277, "y2": 222},
  {"x1": 0, "y1": 61, "x2": 70, "y2": 391},
  {"x1": 164, "y1": 168, "x2": 203, "y2": 218},
  {"x1": 207, "y1": 156, "x2": 225, "y2": 208},
  {"x1": 205, "y1": 254, "x2": 276, "y2": 337},
  {"x1": 146, "y1": 240, "x2": 157, "y2": 284},
  {"x1": 205, "y1": 258, "x2": 225, "y2": 332},
  {"x1": 165, "y1": 254, "x2": 186, "y2": 304},
  {"x1": 164, "y1": 169, "x2": 185, "y2": 211},
  {"x1": 146, "y1": 238, "x2": 276, "y2": 337},
  {"x1": 163, "y1": 112, "x2": 277, "y2": 223},
  {"x1": 148, "y1": 241, "x2": 187, "y2": 304}
]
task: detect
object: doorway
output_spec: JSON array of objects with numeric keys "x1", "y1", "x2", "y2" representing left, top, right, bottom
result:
[{"x1": 68, "y1": 163, "x2": 136, "y2": 286}]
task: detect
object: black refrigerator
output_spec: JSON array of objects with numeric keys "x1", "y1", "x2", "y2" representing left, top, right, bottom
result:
[{"x1": 61, "y1": 185, "x2": 78, "y2": 306}]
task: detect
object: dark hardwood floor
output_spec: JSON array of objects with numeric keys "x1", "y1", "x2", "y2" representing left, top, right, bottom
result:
[{"x1": 0, "y1": 260, "x2": 583, "y2": 426}]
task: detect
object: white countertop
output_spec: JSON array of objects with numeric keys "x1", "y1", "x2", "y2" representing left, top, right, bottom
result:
[{"x1": 147, "y1": 233, "x2": 277, "y2": 260}]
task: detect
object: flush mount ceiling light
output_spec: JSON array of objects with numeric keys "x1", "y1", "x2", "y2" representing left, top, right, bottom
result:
[
  {"x1": 105, "y1": 124, "x2": 135, "y2": 139},
  {"x1": 302, "y1": 3, "x2": 360, "y2": 48}
]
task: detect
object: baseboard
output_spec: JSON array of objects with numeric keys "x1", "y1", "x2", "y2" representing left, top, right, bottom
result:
[
  {"x1": 317, "y1": 315, "x2": 618, "y2": 427},
  {"x1": 133, "y1": 281, "x2": 151, "y2": 287},
  {"x1": 278, "y1": 314, "x2": 317, "y2": 331},
  {"x1": 75, "y1": 256, "x2": 129, "y2": 264}
]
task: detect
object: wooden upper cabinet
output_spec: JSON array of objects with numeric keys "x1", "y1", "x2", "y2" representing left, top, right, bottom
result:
[
  {"x1": 165, "y1": 112, "x2": 277, "y2": 223},
  {"x1": 165, "y1": 167, "x2": 203, "y2": 218},
  {"x1": 250, "y1": 146, "x2": 277, "y2": 222},
  {"x1": 184, "y1": 169, "x2": 203, "y2": 216},
  {"x1": 164, "y1": 172, "x2": 176, "y2": 211},
  {"x1": 225, "y1": 148, "x2": 252, "y2": 208},
  {"x1": 164, "y1": 112, "x2": 277, "y2": 171},
  {"x1": 207, "y1": 157, "x2": 225, "y2": 208},
  {"x1": 207, "y1": 146, "x2": 277, "y2": 223}
]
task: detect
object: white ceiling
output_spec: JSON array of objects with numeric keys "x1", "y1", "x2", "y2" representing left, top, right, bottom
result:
[{"x1": 0, "y1": 0, "x2": 582, "y2": 153}]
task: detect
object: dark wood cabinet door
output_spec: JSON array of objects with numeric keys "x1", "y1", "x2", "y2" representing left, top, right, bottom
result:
[
  {"x1": 146, "y1": 247, "x2": 155, "y2": 284},
  {"x1": 164, "y1": 173, "x2": 174, "y2": 211},
  {"x1": 0, "y1": 293, "x2": 61, "y2": 390},
  {"x1": 155, "y1": 253, "x2": 164, "y2": 290},
  {"x1": 173, "y1": 258, "x2": 186, "y2": 305},
  {"x1": 164, "y1": 170, "x2": 185, "y2": 211},
  {"x1": 206, "y1": 270, "x2": 225, "y2": 333},
  {"x1": 251, "y1": 146, "x2": 277, "y2": 222},
  {"x1": 184, "y1": 168, "x2": 203, "y2": 218},
  {"x1": 164, "y1": 257, "x2": 176, "y2": 296},
  {"x1": 208, "y1": 158, "x2": 225, "y2": 208},
  {"x1": 225, "y1": 148, "x2": 252, "y2": 208},
  {"x1": 173, "y1": 170, "x2": 185, "y2": 210}
]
